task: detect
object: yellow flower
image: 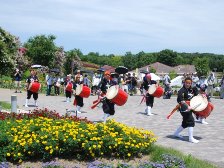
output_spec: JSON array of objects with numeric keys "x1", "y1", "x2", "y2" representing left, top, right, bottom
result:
[
  {"x1": 50, "y1": 149, "x2": 53, "y2": 154},
  {"x1": 18, "y1": 153, "x2": 21, "y2": 157},
  {"x1": 6, "y1": 153, "x2": 10, "y2": 157},
  {"x1": 128, "y1": 153, "x2": 131, "y2": 157},
  {"x1": 45, "y1": 146, "x2": 49, "y2": 150}
]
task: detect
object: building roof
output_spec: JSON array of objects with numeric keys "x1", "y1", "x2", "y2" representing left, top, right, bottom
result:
[
  {"x1": 139, "y1": 62, "x2": 196, "y2": 74},
  {"x1": 140, "y1": 62, "x2": 173, "y2": 74},
  {"x1": 173, "y1": 65, "x2": 196, "y2": 74},
  {"x1": 101, "y1": 65, "x2": 115, "y2": 72}
]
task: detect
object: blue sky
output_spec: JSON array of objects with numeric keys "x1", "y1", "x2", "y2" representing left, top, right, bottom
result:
[{"x1": 1, "y1": 0, "x2": 224, "y2": 55}]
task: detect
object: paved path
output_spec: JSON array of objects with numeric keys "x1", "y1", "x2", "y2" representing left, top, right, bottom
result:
[{"x1": 0, "y1": 88, "x2": 224, "y2": 167}]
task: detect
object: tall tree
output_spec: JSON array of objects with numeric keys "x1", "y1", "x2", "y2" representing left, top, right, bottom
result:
[
  {"x1": 193, "y1": 57, "x2": 210, "y2": 77},
  {"x1": 157, "y1": 49, "x2": 178, "y2": 66},
  {"x1": 24, "y1": 35, "x2": 57, "y2": 68},
  {"x1": 0, "y1": 27, "x2": 19, "y2": 76},
  {"x1": 65, "y1": 49, "x2": 83, "y2": 75},
  {"x1": 52, "y1": 47, "x2": 65, "y2": 76}
]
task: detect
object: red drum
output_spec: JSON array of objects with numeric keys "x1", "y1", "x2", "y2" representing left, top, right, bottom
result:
[
  {"x1": 106, "y1": 86, "x2": 128, "y2": 106},
  {"x1": 148, "y1": 84, "x2": 164, "y2": 98},
  {"x1": 190, "y1": 94, "x2": 213, "y2": 118},
  {"x1": 190, "y1": 94, "x2": 208, "y2": 112},
  {"x1": 66, "y1": 83, "x2": 73, "y2": 92},
  {"x1": 28, "y1": 82, "x2": 41, "y2": 93},
  {"x1": 193, "y1": 102, "x2": 214, "y2": 118},
  {"x1": 76, "y1": 85, "x2": 91, "y2": 98}
]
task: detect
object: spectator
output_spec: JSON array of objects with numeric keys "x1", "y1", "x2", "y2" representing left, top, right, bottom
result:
[
  {"x1": 14, "y1": 69, "x2": 22, "y2": 93},
  {"x1": 53, "y1": 75, "x2": 61, "y2": 96},
  {"x1": 92, "y1": 73, "x2": 101, "y2": 95},
  {"x1": 192, "y1": 73, "x2": 199, "y2": 88},
  {"x1": 45, "y1": 71, "x2": 54, "y2": 96},
  {"x1": 83, "y1": 74, "x2": 90, "y2": 87},
  {"x1": 207, "y1": 72, "x2": 215, "y2": 97},
  {"x1": 220, "y1": 75, "x2": 224, "y2": 99}
]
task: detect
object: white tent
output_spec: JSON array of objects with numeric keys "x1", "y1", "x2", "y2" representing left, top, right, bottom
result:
[
  {"x1": 150, "y1": 73, "x2": 161, "y2": 81},
  {"x1": 170, "y1": 76, "x2": 184, "y2": 87},
  {"x1": 31, "y1": 65, "x2": 42, "y2": 69},
  {"x1": 128, "y1": 72, "x2": 161, "y2": 81}
]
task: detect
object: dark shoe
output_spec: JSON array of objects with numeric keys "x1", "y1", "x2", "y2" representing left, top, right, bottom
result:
[
  {"x1": 15, "y1": 91, "x2": 17, "y2": 93},
  {"x1": 19, "y1": 91, "x2": 22, "y2": 93}
]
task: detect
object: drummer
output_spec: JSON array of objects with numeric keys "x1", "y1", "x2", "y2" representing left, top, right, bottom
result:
[
  {"x1": 64, "y1": 74, "x2": 73, "y2": 102},
  {"x1": 24, "y1": 70, "x2": 39, "y2": 107},
  {"x1": 142, "y1": 73, "x2": 157, "y2": 116},
  {"x1": 173, "y1": 77, "x2": 200, "y2": 143},
  {"x1": 97, "y1": 71, "x2": 116, "y2": 123},
  {"x1": 73, "y1": 74, "x2": 84, "y2": 114},
  {"x1": 195, "y1": 84, "x2": 210, "y2": 124}
]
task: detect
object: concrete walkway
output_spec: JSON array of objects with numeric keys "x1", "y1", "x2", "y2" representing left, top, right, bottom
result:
[{"x1": 0, "y1": 88, "x2": 223, "y2": 167}]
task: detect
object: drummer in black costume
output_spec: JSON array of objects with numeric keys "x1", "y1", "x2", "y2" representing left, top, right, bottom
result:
[
  {"x1": 98, "y1": 71, "x2": 116, "y2": 123},
  {"x1": 72, "y1": 74, "x2": 84, "y2": 114},
  {"x1": 173, "y1": 77, "x2": 200, "y2": 143},
  {"x1": 142, "y1": 73, "x2": 157, "y2": 116},
  {"x1": 25, "y1": 70, "x2": 39, "y2": 107}
]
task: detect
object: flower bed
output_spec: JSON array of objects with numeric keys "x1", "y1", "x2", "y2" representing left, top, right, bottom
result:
[{"x1": 0, "y1": 109, "x2": 157, "y2": 163}]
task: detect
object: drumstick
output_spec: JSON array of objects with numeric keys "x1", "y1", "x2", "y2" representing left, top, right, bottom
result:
[
  {"x1": 91, "y1": 97, "x2": 106, "y2": 109},
  {"x1": 139, "y1": 94, "x2": 146, "y2": 105},
  {"x1": 167, "y1": 104, "x2": 180, "y2": 119}
]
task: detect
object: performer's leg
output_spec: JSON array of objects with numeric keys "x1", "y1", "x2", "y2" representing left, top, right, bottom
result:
[
  {"x1": 33, "y1": 93, "x2": 38, "y2": 107},
  {"x1": 103, "y1": 113, "x2": 110, "y2": 123},
  {"x1": 65, "y1": 91, "x2": 69, "y2": 102},
  {"x1": 199, "y1": 117, "x2": 208, "y2": 124},
  {"x1": 25, "y1": 91, "x2": 32, "y2": 107},
  {"x1": 174, "y1": 126, "x2": 184, "y2": 138},
  {"x1": 68, "y1": 92, "x2": 72, "y2": 102},
  {"x1": 146, "y1": 106, "x2": 153, "y2": 116},
  {"x1": 25, "y1": 99, "x2": 29, "y2": 107},
  {"x1": 188, "y1": 127, "x2": 199, "y2": 143},
  {"x1": 146, "y1": 94, "x2": 154, "y2": 116},
  {"x1": 76, "y1": 96, "x2": 83, "y2": 113},
  {"x1": 76, "y1": 106, "x2": 82, "y2": 113}
]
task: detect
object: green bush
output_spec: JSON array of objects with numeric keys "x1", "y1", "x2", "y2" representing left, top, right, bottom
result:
[{"x1": 0, "y1": 109, "x2": 156, "y2": 163}]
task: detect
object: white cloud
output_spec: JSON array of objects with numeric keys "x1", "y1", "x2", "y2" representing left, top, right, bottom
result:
[{"x1": 0, "y1": 0, "x2": 224, "y2": 54}]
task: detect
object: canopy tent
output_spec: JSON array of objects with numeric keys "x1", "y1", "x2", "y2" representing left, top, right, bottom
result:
[
  {"x1": 31, "y1": 65, "x2": 42, "y2": 69},
  {"x1": 170, "y1": 76, "x2": 184, "y2": 87},
  {"x1": 150, "y1": 73, "x2": 161, "y2": 81},
  {"x1": 128, "y1": 72, "x2": 161, "y2": 81}
]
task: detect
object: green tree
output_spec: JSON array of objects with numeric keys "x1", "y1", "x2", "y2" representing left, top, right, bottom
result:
[
  {"x1": 64, "y1": 49, "x2": 83, "y2": 75},
  {"x1": 157, "y1": 49, "x2": 178, "y2": 66},
  {"x1": 169, "y1": 70, "x2": 177, "y2": 79},
  {"x1": 110, "y1": 56, "x2": 123, "y2": 67},
  {"x1": 0, "y1": 27, "x2": 19, "y2": 76},
  {"x1": 24, "y1": 35, "x2": 57, "y2": 68},
  {"x1": 122, "y1": 52, "x2": 136, "y2": 70},
  {"x1": 193, "y1": 57, "x2": 210, "y2": 77}
]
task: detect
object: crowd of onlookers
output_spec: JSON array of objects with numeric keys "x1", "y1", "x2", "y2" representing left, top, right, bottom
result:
[{"x1": 12, "y1": 68, "x2": 224, "y2": 99}]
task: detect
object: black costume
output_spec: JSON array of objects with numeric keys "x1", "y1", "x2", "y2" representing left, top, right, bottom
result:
[
  {"x1": 142, "y1": 78, "x2": 157, "y2": 107},
  {"x1": 73, "y1": 80, "x2": 84, "y2": 107},
  {"x1": 26, "y1": 75, "x2": 39, "y2": 100},
  {"x1": 98, "y1": 77, "x2": 115, "y2": 115},
  {"x1": 177, "y1": 86, "x2": 198, "y2": 128}
]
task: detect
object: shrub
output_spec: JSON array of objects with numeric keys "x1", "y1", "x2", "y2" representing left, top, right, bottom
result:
[{"x1": 0, "y1": 110, "x2": 156, "y2": 163}]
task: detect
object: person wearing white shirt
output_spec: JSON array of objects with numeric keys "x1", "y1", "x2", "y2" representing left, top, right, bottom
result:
[{"x1": 45, "y1": 72, "x2": 54, "y2": 96}]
